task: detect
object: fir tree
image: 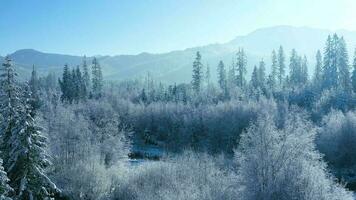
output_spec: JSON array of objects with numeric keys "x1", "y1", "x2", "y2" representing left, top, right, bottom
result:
[
  {"x1": 58, "y1": 64, "x2": 72, "y2": 103},
  {"x1": 289, "y1": 49, "x2": 300, "y2": 86},
  {"x1": 6, "y1": 86, "x2": 59, "y2": 199},
  {"x1": 82, "y1": 55, "x2": 90, "y2": 98},
  {"x1": 191, "y1": 52, "x2": 203, "y2": 93},
  {"x1": 337, "y1": 37, "x2": 351, "y2": 92},
  {"x1": 217, "y1": 61, "x2": 227, "y2": 92},
  {"x1": 0, "y1": 57, "x2": 23, "y2": 171},
  {"x1": 28, "y1": 65, "x2": 40, "y2": 115},
  {"x1": 251, "y1": 65, "x2": 259, "y2": 89},
  {"x1": 277, "y1": 46, "x2": 286, "y2": 87},
  {"x1": 352, "y1": 49, "x2": 356, "y2": 93},
  {"x1": 313, "y1": 50, "x2": 323, "y2": 89},
  {"x1": 301, "y1": 55, "x2": 308, "y2": 84},
  {"x1": 270, "y1": 50, "x2": 278, "y2": 89},
  {"x1": 236, "y1": 48, "x2": 247, "y2": 87},
  {"x1": 91, "y1": 57, "x2": 103, "y2": 99},
  {"x1": 258, "y1": 59, "x2": 266, "y2": 88}
]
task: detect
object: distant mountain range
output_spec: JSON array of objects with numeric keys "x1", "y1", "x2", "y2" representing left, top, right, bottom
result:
[{"x1": 2, "y1": 25, "x2": 356, "y2": 83}]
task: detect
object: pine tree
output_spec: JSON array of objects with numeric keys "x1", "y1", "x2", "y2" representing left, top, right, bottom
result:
[
  {"x1": 258, "y1": 59, "x2": 266, "y2": 88},
  {"x1": 236, "y1": 48, "x2": 247, "y2": 87},
  {"x1": 270, "y1": 50, "x2": 278, "y2": 89},
  {"x1": 277, "y1": 46, "x2": 286, "y2": 87},
  {"x1": 0, "y1": 57, "x2": 23, "y2": 171},
  {"x1": 352, "y1": 49, "x2": 356, "y2": 93},
  {"x1": 227, "y1": 60, "x2": 236, "y2": 89},
  {"x1": 337, "y1": 37, "x2": 351, "y2": 92},
  {"x1": 217, "y1": 61, "x2": 227, "y2": 91},
  {"x1": 6, "y1": 86, "x2": 59, "y2": 199},
  {"x1": 289, "y1": 49, "x2": 300, "y2": 86},
  {"x1": 205, "y1": 64, "x2": 211, "y2": 86},
  {"x1": 58, "y1": 64, "x2": 72, "y2": 102},
  {"x1": 91, "y1": 57, "x2": 103, "y2": 99},
  {"x1": 301, "y1": 55, "x2": 308, "y2": 84},
  {"x1": 82, "y1": 55, "x2": 90, "y2": 98},
  {"x1": 313, "y1": 50, "x2": 323, "y2": 89},
  {"x1": 322, "y1": 34, "x2": 339, "y2": 90},
  {"x1": 251, "y1": 66, "x2": 259, "y2": 89},
  {"x1": 191, "y1": 52, "x2": 203, "y2": 93},
  {"x1": 28, "y1": 65, "x2": 40, "y2": 115}
]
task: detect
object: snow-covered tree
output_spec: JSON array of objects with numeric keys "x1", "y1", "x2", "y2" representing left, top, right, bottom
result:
[
  {"x1": 0, "y1": 158, "x2": 12, "y2": 200},
  {"x1": 91, "y1": 57, "x2": 103, "y2": 99},
  {"x1": 236, "y1": 48, "x2": 247, "y2": 87},
  {"x1": 6, "y1": 86, "x2": 59, "y2": 199},
  {"x1": 352, "y1": 49, "x2": 356, "y2": 93},
  {"x1": 313, "y1": 50, "x2": 323, "y2": 90},
  {"x1": 0, "y1": 57, "x2": 23, "y2": 171},
  {"x1": 235, "y1": 110, "x2": 353, "y2": 200},
  {"x1": 192, "y1": 52, "x2": 203, "y2": 93},
  {"x1": 277, "y1": 46, "x2": 286, "y2": 87}
]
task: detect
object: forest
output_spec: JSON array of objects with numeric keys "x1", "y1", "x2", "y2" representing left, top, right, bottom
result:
[{"x1": 0, "y1": 33, "x2": 356, "y2": 200}]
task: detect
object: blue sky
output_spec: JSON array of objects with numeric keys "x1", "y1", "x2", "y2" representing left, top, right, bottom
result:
[{"x1": 1, "y1": 0, "x2": 355, "y2": 56}]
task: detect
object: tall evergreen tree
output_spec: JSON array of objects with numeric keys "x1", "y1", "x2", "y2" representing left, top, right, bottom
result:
[
  {"x1": 217, "y1": 61, "x2": 227, "y2": 92},
  {"x1": 322, "y1": 34, "x2": 339, "y2": 89},
  {"x1": 337, "y1": 37, "x2": 351, "y2": 92},
  {"x1": 205, "y1": 64, "x2": 211, "y2": 86},
  {"x1": 236, "y1": 48, "x2": 247, "y2": 87},
  {"x1": 289, "y1": 49, "x2": 301, "y2": 86},
  {"x1": 258, "y1": 59, "x2": 266, "y2": 88},
  {"x1": 28, "y1": 65, "x2": 40, "y2": 115},
  {"x1": 251, "y1": 65, "x2": 259, "y2": 89},
  {"x1": 91, "y1": 57, "x2": 103, "y2": 99},
  {"x1": 0, "y1": 57, "x2": 23, "y2": 170},
  {"x1": 82, "y1": 55, "x2": 90, "y2": 98},
  {"x1": 313, "y1": 50, "x2": 323, "y2": 89},
  {"x1": 301, "y1": 55, "x2": 308, "y2": 84},
  {"x1": 270, "y1": 50, "x2": 278, "y2": 89},
  {"x1": 191, "y1": 52, "x2": 203, "y2": 93},
  {"x1": 277, "y1": 46, "x2": 286, "y2": 87},
  {"x1": 6, "y1": 86, "x2": 59, "y2": 199},
  {"x1": 58, "y1": 64, "x2": 72, "y2": 102},
  {"x1": 352, "y1": 49, "x2": 356, "y2": 93}
]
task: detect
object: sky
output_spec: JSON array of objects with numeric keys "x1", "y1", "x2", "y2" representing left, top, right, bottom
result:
[{"x1": 1, "y1": 0, "x2": 356, "y2": 56}]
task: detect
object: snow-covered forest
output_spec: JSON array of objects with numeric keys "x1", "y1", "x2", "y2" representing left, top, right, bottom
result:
[{"x1": 0, "y1": 33, "x2": 356, "y2": 200}]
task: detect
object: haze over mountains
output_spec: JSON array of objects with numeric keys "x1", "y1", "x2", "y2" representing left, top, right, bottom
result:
[{"x1": 2, "y1": 25, "x2": 356, "y2": 83}]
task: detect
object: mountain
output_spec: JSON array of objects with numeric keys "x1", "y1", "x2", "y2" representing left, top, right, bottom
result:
[{"x1": 4, "y1": 26, "x2": 356, "y2": 83}]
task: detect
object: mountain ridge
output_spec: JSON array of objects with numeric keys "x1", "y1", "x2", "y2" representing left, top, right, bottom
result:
[{"x1": 4, "y1": 26, "x2": 356, "y2": 83}]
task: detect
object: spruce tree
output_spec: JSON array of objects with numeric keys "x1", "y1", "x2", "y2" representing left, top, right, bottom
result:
[
  {"x1": 301, "y1": 55, "x2": 308, "y2": 84},
  {"x1": 236, "y1": 48, "x2": 247, "y2": 87},
  {"x1": 82, "y1": 55, "x2": 90, "y2": 97},
  {"x1": 217, "y1": 61, "x2": 227, "y2": 91},
  {"x1": 258, "y1": 59, "x2": 266, "y2": 88},
  {"x1": 6, "y1": 86, "x2": 59, "y2": 199},
  {"x1": 337, "y1": 37, "x2": 351, "y2": 92},
  {"x1": 270, "y1": 50, "x2": 278, "y2": 88},
  {"x1": 277, "y1": 46, "x2": 286, "y2": 87},
  {"x1": 191, "y1": 52, "x2": 203, "y2": 93},
  {"x1": 313, "y1": 50, "x2": 323, "y2": 89},
  {"x1": 29, "y1": 65, "x2": 40, "y2": 115},
  {"x1": 58, "y1": 64, "x2": 72, "y2": 103},
  {"x1": 289, "y1": 49, "x2": 300, "y2": 86},
  {"x1": 352, "y1": 49, "x2": 356, "y2": 93},
  {"x1": 251, "y1": 66, "x2": 259, "y2": 89},
  {"x1": 91, "y1": 57, "x2": 103, "y2": 99},
  {"x1": 0, "y1": 57, "x2": 22, "y2": 171}
]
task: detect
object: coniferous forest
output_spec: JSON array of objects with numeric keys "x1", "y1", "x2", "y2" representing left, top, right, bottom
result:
[{"x1": 0, "y1": 32, "x2": 355, "y2": 200}]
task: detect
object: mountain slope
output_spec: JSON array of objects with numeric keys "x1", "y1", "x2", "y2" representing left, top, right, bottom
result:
[{"x1": 5, "y1": 26, "x2": 356, "y2": 83}]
